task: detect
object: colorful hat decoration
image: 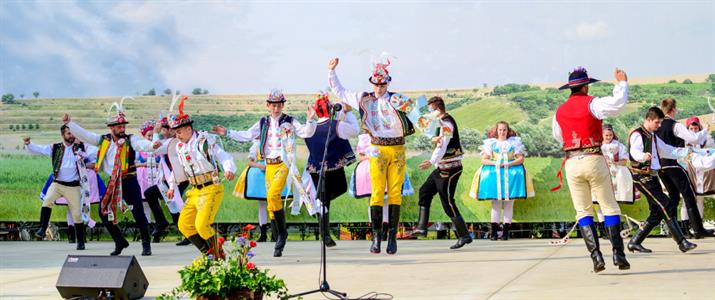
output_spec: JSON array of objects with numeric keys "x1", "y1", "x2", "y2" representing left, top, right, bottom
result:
[
  {"x1": 106, "y1": 96, "x2": 132, "y2": 126},
  {"x1": 168, "y1": 93, "x2": 193, "y2": 129},
  {"x1": 369, "y1": 59, "x2": 391, "y2": 85},
  {"x1": 267, "y1": 89, "x2": 286, "y2": 103},
  {"x1": 315, "y1": 91, "x2": 331, "y2": 119},
  {"x1": 559, "y1": 66, "x2": 600, "y2": 90},
  {"x1": 686, "y1": 116, "x2": 701, "y2": 128},
  {"x1": 140, "y1": 120, "x2": 156, "y2": 136}
]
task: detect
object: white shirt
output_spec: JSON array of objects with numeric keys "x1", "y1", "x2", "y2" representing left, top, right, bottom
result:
[
  {"x1": 316, "y1": 110, "x2": 360, "y2": 140},
  {"x1": 666, "y1": 117, "x2": 709, "y2": 145},
  {"x1": 329, "y1": 70, "x2": 404, "y2": 138},
  {"x1": 226, "y1": 114, "x2": 316, "y2": 159},
  {"x1": 25, "y1": 142, "x2": 98, "y2": 182},
  {"x1": 429, "y1": 116, "x2": 463, "y2": 167},
  {"x1": 68, "y1": 121, "x2": 157, "y2": 176},
  {"x1": 629, "y1": 131, "x2": 688, "y2": 170},
  {"x1": 552, "y1": 81, "x2": 629, "y2": 145},
  {"x1": 170, "y1": 131, "x2": 237, "y2": 190}
]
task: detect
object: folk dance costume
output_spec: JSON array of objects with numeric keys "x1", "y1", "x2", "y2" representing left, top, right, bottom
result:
[
  {"x1": 68, "y1": 98, "x2": 159, "y2": 256},
  {"x1": 679, "y1": 117, "x2": 715, "y2": 236},
  {"x1": 330, "y1": 59, "x2": 419, "y2": 255},
  {"x1": 654, "y1": 114, "x2": 714, "y2": 238},
  {"x1": 552, "y1": 67, "x2": 630, "y2": 272},
  {"x1": 168, "y1": 97, "x2": 236, "y2": 258},
  {"x1": 626, "y1": 126, "x2": 697, "y2": 253},
  {"x1": 591, "y1": 136, "x2": 639, "y2": 226},
  {"x1": 415, "y1": 108, "x2": 473, "y2": 249},
  {"x1": 27, "y1": 140, "x2": 98, "y2": 250},
  {"x1": 224, "y1": 90, "x2": 317, "y2": 257},
  {"x1": 469, "y1": 133, "x2": 535, "y2": 240},
  {"x1": 303, "y1": 92, "x2": 359, "y2": 247}
]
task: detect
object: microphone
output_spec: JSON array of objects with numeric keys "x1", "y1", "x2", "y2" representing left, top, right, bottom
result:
[{"x1": 331, "y1": 103, "x2": 343, "y2": 113}]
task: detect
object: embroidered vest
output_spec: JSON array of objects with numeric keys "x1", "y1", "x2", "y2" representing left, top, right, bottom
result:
[
  {"x1": 437, "y1": 114, "x2": 463, "y2": 160},
  {"x1": 655, "y1": 118, "x2": 684, "y2": 167},
  {"x1": 555, "y1": 93, "x2": 603, "y2": 151},
  {"x1": 95, "y1": 134, "x2": 136, "y2": 175},
  {"x1": 628, "y1": 127, "x2": 657, "y2": 171},
  {"x1": 358, "y1": 92, "x2": 415, "y2": 137},
  {"x1": 177, "y1": 132, "x2": 220, "y2": 177},
  {"x1": 51, "y1": 142, "x2": 85, "y2": 178},
  {"x1": 304, "y1": 119, "x2": 356, "y2": 173},
  {"x1": 258, "y1": 114, "x2": 294, "y2": 159}
]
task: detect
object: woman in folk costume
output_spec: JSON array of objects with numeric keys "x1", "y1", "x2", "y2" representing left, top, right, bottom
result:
[
  {"x1": 213, "y1": 89, "x2": 317, "y2": 257},
  {"x1": 592, "y1": 124, "x2": 639, "y2": 235},
  {"x1": 234, "y1": 140, "x2": 294, "y2": 242},
  {"x1": 64, "y1": 97, "x2": 163, "y2": 256},
  {"x1": 26, "y1": 126, "x2": 101, "y2": 250},
  {"x1": 350, "y1": 134, "x2": 414, "y2": 234},
  {"x1": 165, "y1": 96, "x2": 236, "y2": 258},
  {"x1": 302, "y1": 92, "x2": 359, "y2": 247},
  {"x1": 469, "y1": 121, "x2": 534, "y2": 240},
  {"x1": 681, "y1": 117, "x2": 715, "y2": 235},
  {"x1": 551, "y1": 67, "x2": 631, "y2": 273},
  {"x1": 328, "y1": 56, "x2": 421, "y2": 254}
]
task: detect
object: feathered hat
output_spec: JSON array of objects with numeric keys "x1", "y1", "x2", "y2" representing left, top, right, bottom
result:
[
  {"x1": 559, "y1": 66, "x2": 600, "y2": 90},
  {"x1": 106, "y1": 96, "x2": 132, "y2": 126},
  {"x1": 168, "y1": 92, "x2": 193, "y2": 129},
  {"x1": 314, "y1": 91, "x2": 331, "y2": 119},
  {"x1": 267, "y1": 89, "x2": 286, "y2": 103},
  {"x1": 140, "y1": 120, "x2": 156, "y2": 136},
  {"x1": 369, "y1": 59, "x2": 391, "y2": 85}
]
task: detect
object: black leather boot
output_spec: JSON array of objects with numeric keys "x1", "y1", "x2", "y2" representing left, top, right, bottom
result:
[
  {"x1": 140, "y1": 227, "x2": 152, "y2": 256},
  {"x1": 665, "y1": 218, "x2": 697, "y2": 253},
  {"x1": 322, "y1": 212, "x2": 336, "y2": 248},
  {"x1": 270, "y1": 219, "x2": 278, "y2": 242},
  {"x1": 604, "y1": 223, "x2": 630, "y2": 270},
  {"x1": 176, "y1": 238, "x2": 192, "y2": 246},
  {"x1": 501, "y1": 223, "x2": 511, "y2": 241},
  {"x1": 687, "y1": 208, "x2": 714, "y2": 239},
  {"x1": 187, "y1": 234, "x2": 209, "y2": 253},
  {"x1": 67, "y1": 224, "x2": 76, "y2": 243},
  {"x1": 679, "y1": 220, "x2": 693, "y2": 239},
  {"x1": 75, "y1": 223, "x2": 86, "y2": 250},
  {"x1": 273, "y1": 209, "x2": 288, "y2": 257},
  {"x1": 258, "y1": 224, "x2": 269, "y2": 242},
  {"x1": 489, "y1": 222, "x2": 499, "y2": 241},
  {"x1": 450, "y1": 215, "x2": 473, "y2": 249},
  {"x1": 580, "y1": 224, "x2": 606, "y2": 273},
  {"x1": 369, "y1": 206, "x2": 382, "y2": 254},
  {"x1": 386, "y1": 205, "x2": 400, "y2": 255},
  {"x1": 107, "y1": 223, "x2": 129, "y2": 256},
  {"x1": 35, "y1": 207, "x2": 52, "y2": 240},
  {"x1": 152, "y1": 221, "x2": 169, "y2": 243},
  {"x1": 412, "y1": 206, "x2": 430, "y2": 238},
  {"x1": 627, "y1": 221, "x2": 655, "y2": 253},
  {"x1": 597, "y1": 222, "x2": 607, "y2": 240}
]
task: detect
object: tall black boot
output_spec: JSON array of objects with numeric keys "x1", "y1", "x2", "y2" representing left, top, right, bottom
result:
[
  {"x1": 270, "y1": 219, "x2": 278, "y2": 242},
  {"x1": 106, "y1": 223, "x2": 129, "y2": 256},
  {"x1": 412, "y1": 206, "x2": 430, "y2": 238},
  {"x1": 680, "y1": 220, "x2": 693, "y2": 239},
  {"x1": 75, "y1": 223, "x2": 86, "y2": 250},
  {"x1": 450, "y1": 215, "x2": 473, "y2": 249},
  {"x1": 139, "y1": 226, "x2": 152, "y2": 256},
  {"x1": 386, "y1": 205, "x2": 400, "y2": 255},
  {"x1": 665, "y1": 218, "x2": 697, "y2": 253},
  {"x1": 604, "y1": 223, "x2": 630, "y2": 270},
  {"x1": 489, "y1": 222, "x2": 499, "y2": 241},
  {"x1": 273, "y1": 209, "x2": 288, "y2": 257},
  {"x1": 257, "y1": 224, "x2": 269, "y2": 242},
  {"x1": 597, "y1": 222, "x2": 607, "y2": 240},
  {"x1": 67, "y1": 224, "x2": 76, "y2": 243},
  {"x1": 187, "y1": 234, "x2": 209, "y2": 253},
  {"x1": 322, "y1": 212, "x2": 336, "y2": 248},
  {"x1": 687, "y1": 208, "x2": 714, "y2": 239},
  {"x1": 580, "y1": 224, "x2": 606, "y2": 273},
  {"x1": 627, "y1": 221, "x2": 656, "y2": 253},
  {"x1": 501, "y1": 223, "x2": 511, "y2": 241},
  {"x1": 369, "y1": 206, "x2": 383, "y2": 254},
  {"x1": 35, "y1": 207, "x2": 52, "y2": 240}
]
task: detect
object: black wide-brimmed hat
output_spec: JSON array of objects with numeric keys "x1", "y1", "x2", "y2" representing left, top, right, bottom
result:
[{"x1": 559, "y1": 67, "x2": 600, "y2": 90}]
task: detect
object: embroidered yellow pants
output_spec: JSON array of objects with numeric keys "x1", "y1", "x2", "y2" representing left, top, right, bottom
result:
[
  {"x1": 265, "y1": 162, "x2": 289, "y2": 212},
  {"x1": 369, "y1": 144, "x2": 406, "y2": 206},
  {"x1": 178, "y1": 183, "x2": 224, "y2": 240}
]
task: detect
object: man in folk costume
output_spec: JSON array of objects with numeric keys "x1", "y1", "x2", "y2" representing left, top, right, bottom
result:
[
  {"x1": 212, "y1": 90, "x2": 316, "y2": 257},
  {"x1": 328, "y1": 57, "x2": 418, "y2": 255},
  {"x1": 64, "y1": 97, "x2": 162, "y2": 256},
  {"x1": 414, "y1": 96, "x2": 472, "y2": 250},
  {"x1": 626, "y1": 107, "x2": 697, "y2": 253},
  {"x1": 304, "y1": 92, "x2": 359, "y2": 247},
  {"x1": 166, "y1": 96, "x2": 236, "y2": 257},
  {"x1": 654, "y1": 98, "x2": 714, "y2": 238},
  {"x1": 552, "y1": 67, "x2": 630, "y2": 272},
  {"x1": 136, "y1": 120, "x2": 174, "y2": 243},
  {"x1": 24, "y1": 125, "x2": 98, "y2": 250}
]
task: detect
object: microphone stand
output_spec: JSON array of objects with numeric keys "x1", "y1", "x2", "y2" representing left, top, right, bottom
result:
[{"x1": 287, "y1": 106, "x2": 347, "y2": 299}]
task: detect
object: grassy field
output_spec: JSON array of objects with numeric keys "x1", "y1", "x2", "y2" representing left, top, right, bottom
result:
[{"x1": 4, "y1": 153, "x2": 712, "y2": 224}]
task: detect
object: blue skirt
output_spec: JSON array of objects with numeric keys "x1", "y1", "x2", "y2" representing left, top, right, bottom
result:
[
  {"x1": 474, "y1": 165, "x2": 532, "y2": 200},
  {"x1": 244, "y1": 166, "x2": 293, "y2": 201}
]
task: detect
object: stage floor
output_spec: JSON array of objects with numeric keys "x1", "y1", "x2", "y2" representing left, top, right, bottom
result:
[{"x1": 1, "y1": 238, "x2": 714, "y2": 299}]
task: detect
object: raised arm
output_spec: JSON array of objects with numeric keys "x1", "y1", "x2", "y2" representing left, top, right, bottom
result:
[
  {"x1": 328, "y1": 58, "x2": 361, "y2": 109},
  {"x1": 292, "y1": 115, "x2": 317, "y2": 139},
  {"x1": 66, "y1": 123, "x2": 102, "y2": 146},
  {"x1": 24, "y1": 139, "x2": 52, "y2": 156},
  {"x1": 130, "y1": 135, "x2": 160, "y2": 152},
  {"x1": 590, "y1": 69, "x2": 629, "y2": 120},
  {"x1": 222, "y1": 121, "x2": 260, "y2": 142}
]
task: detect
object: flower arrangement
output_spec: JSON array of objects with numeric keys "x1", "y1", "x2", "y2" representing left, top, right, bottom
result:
[{"x1": 159, "y1": 225, "x2": 287, "y2": 300}]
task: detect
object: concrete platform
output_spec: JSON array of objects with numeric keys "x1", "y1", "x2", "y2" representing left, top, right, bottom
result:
[{"x1": 1, "y1": 238, "x2": 714, "y2": 299}]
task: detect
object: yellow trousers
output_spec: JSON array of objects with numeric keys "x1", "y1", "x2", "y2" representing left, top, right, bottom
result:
[
  {"x1": 265, "y1": 162, "x2": 289, "y2": 212},
  {"x1": 369, "y1": 144, "x2": 406, "y2": 206},
  {"x1": 565, "y1": 155, "x2": 621, "y2": 220},
  {"x1": 178, "y1": 183, "x2": 224, "y2": 240}
]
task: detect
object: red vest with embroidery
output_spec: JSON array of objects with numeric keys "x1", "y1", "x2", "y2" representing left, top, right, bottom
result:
[{"x1": 555, "y1": 93, "x2": 603, "y2": 151}]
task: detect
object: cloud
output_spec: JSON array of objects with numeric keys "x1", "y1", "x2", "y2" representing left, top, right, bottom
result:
[{"x1": 569, "y1": 21, "x2": 609, "y2": 41}]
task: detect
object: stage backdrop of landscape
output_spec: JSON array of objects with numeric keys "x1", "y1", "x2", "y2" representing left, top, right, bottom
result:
[{"x1": 1, "y1": 74, "x2": 714, "y2": 224}]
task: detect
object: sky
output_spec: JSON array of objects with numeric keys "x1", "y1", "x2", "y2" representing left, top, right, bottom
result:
[{"x1": 1, "y1": 0, "x2": 714, "y2": 98}]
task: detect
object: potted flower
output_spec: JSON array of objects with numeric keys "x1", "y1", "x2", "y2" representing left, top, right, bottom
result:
[{"x1": 159, "y1": 225, "x2": 288, "y2": 300}]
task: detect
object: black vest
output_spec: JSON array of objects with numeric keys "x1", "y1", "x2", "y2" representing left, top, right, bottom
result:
[
  {"x1": 304, "y1": 119, "x2": 356, "y2": 173},
  {"x1": 654, "y1": 118, "x2": 683, "y2": 167},
  {"x1": 437, "y1": 114, "x2": 463, "y2": 160},
  {"x1": 51, "y1": 142, "x2": 85, "y2": 178},
  {"x1": 628, "y1": 127, "x2": 657, "y2": 171}
]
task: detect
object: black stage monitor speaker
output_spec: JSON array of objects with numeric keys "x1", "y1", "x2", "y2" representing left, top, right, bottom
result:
[{"x1": 56, "y1": 255, "x2": 148, "y2": 300}]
